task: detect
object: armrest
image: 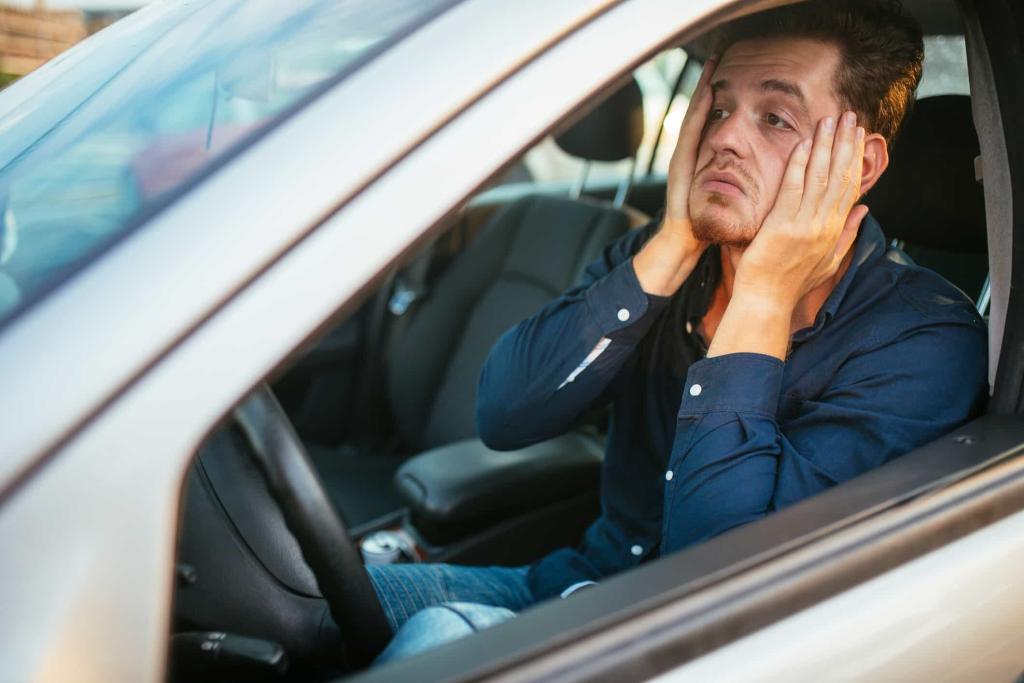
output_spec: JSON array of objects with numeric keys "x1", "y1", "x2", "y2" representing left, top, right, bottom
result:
[{"x1": 394, "y1": 433, "x2": 603, "y2": 525}]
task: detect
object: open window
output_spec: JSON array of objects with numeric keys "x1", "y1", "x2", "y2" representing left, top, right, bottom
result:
[
  {"x1": 170, "y1": 46, "x2": 700, "y2": 678},
  {"x1": 161, "y1": 0, "x2": 1024, "y2": 681}
]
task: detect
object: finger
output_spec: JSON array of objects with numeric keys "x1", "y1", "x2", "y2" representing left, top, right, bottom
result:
[
  {"x1": 799, "y1": 115, "x2": 837, "y2": 215},
  {"x1": 831, "y1": 124, "x2": 866, "y2": 224},
  {"x1": 674, "y1": 55, "x2": 719, "y2": 161},
  {"x1": 770, "y1": 137, "x2": 812, "y2": 216},
  {"x1": 668, "y1": 56, "x2": 719, "y2": 213},
  {"x1": 822, "y1": 111, "x2": 859, "y2": 218},
  {"x1": 667, "y1": 57, "x2": 718, "y2": 217},
  {"x1": 833, "y1": 203, "x2": 868, "y2": 264},
  {"x1": 684, "y1": 54, "x2": 719, "y2": 127},
  {"x1": 844, "y1": 125, "x2": 867, "y2": 204}
]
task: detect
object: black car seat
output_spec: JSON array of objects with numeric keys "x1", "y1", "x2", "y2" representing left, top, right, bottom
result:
[
  {"x1": 868, "y1": 94, "x2": 988, "y2": 305},
  {"x1": 309, "y1": 79, "x2": 649, "y2": 531}
]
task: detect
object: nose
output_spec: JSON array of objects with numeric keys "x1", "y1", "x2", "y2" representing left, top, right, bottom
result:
[{"x1": 704, "y1": 109, "x2": 753, "y2": 160}]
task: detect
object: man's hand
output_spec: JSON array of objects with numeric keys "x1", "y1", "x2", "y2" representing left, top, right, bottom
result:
[
  {"x1": 708, "y1": 110, "x2": 868, "y2": 360},
  {"x1": 633, "y1": 56, "x2": 718, "y2": 297},
  {"x1": 736, "y1": 110, "x2": 868, "y2": 310}
]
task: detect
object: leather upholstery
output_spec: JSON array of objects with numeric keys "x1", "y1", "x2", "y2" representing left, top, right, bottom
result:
[
  {"x1": 868, "y1": 95, "x2": 985, "y2": 253},
  {"x1": 316, "y1": 195, "x2": 634, "y2": 530},
  {"x1": 316, "y1": 80, "x2": 648, "y2": 531},
  {"x1": 554, "y1": 77, "x2": 645, "y2": 162},
  {"x1": 395, "y1": 433, "x2": 604, "y2": 524},
  {"x1": 867, "y1": 95, "x2": 987, "y2": 300},
  {"x1": 387, "y1": 195, "x2": 634, "y2": 453}
]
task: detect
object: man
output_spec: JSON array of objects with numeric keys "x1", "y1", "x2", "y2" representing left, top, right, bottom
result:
[{"x1": 367, "y1": 0, "x2": 988, "y2": 661}]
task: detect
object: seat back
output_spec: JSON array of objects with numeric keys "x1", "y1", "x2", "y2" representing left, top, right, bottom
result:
[
  {"x1": 387, "y1": 196, "x2": 632, "y2": 451},
  {"x1": 553, "y1": 77, "x2": 644, "y2": 163},
  {"x1": 867, "y1": 95, "x2": 987, "y2": 301},
  {"x1": 385, "y1": 79, "x2": 647, "y2": 452}
]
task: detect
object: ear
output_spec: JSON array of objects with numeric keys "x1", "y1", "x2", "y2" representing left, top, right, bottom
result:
[{"x1": 858, "y1": 132, "x2": 889, "y2": 194}]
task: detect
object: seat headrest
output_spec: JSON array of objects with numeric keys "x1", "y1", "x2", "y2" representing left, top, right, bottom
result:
[
  {"x1": 866, "y1": 95, "x2": 986, "y2": 253},
  {"x1": 553, "y1": 77, "x2": 644, "y2": 163}
]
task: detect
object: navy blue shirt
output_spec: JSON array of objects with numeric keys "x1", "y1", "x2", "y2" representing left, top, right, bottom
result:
[{"x1": 477, "y1": 214, "x2": 988, "y2": 601}]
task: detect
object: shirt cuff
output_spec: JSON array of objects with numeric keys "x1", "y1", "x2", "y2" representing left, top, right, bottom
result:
[
  {"x1": 584, "y1": 259, "x2": 670, "y2": 344},
  {"x1": 679, "y1": 353, "x2": 784, "y2": 418},
  {"x1": 560, "y1": 581, "x2": 598, "y2": 598}
]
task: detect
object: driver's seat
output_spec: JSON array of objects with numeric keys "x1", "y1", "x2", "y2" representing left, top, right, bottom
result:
[{"x1": 310, "y1": 79, "x2": 649, "y2": 533}]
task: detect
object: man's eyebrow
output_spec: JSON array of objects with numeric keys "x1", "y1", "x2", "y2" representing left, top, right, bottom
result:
[{"x1": 761, "y1": 79, "x2": 809, "y2": 114}]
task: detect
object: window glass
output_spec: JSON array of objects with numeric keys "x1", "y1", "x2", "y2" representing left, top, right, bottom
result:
[
  {"x1": 518, "y1": 49, "x2": 695, "y2": 188},
  {"x1": 0, "y1": 0, "x2": 457, "y2": 326},
  {"x1": 517, "y1": 33, "x2": 971, "y2": 194},
  {"x1": 918, "y1": 35, "x2": 969, "y2": 98}
]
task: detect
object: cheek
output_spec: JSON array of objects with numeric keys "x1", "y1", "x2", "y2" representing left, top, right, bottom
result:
[{"x1": 761, "y1": 142, "x2": 797, "y2": 203}]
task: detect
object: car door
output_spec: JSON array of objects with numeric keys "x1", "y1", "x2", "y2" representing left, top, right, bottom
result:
[
  {"x1": 3, "y1": 0, "x2": 1021, "y2": 681},
  {"x1": 350, "y1": 0, "x2": 1024, "y2": 681},
  {"x1": 0, "y1": 0, "x2": 730, "y2": 680}
]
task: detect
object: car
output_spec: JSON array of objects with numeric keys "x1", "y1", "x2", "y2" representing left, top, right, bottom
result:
[{"x1": 0, "y1": 0, "x2": 1022, "y2": 681}]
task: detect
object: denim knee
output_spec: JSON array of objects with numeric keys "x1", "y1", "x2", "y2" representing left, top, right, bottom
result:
[{"x1": 375, "y1": 602, "x2": 516, "y2": 664}]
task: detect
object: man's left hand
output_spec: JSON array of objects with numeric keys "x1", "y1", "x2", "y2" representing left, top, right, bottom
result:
[
  {"x1": 735, "y1": 110, "x2": 868, "y2": 312},
  {"x1": 707, "y1": 111, "x2": 868, "y2": 360}
]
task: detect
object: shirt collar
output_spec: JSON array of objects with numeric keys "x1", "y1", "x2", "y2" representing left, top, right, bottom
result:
[
  {"x1": 791, "y1": 212, "x2": 886, "y2": 343},
  {"x1": 681, "y1": 213, "x2": 885, "y2": 344},
  {"x1": 683, "y1": 245, "x2": 722, "y2": 325}
]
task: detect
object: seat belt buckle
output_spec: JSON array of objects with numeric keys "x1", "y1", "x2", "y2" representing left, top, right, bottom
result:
[{"x1": 389, "y1": 279, "x2": 425, "y2": 316}]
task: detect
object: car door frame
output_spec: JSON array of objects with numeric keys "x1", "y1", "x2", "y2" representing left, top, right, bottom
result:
[
  {"x1": 0, "y1": 0, "x2": 749, "y2": 680},
  {"x1": 4, "y1": 0, "x2": 1019, "y2": 679},
  {"x1": 351, "y1": 0, "x2": 1024, "y2": 680}
]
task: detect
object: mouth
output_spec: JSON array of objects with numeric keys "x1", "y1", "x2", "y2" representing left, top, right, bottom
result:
[{"x1": 700, "y1": 170, "x2": 746, "y2": 199}]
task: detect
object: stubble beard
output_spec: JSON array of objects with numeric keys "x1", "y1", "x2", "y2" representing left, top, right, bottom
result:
[
  {"x1": 689, "y1": 157, "x2": 762, "y2": 247},
  {"x1": 690, "y1": 192, "x2": 758, "y2": 248}
]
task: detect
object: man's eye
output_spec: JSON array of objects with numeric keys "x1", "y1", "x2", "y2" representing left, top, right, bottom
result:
[
  {"x1": 765, "y1": 112, "x2": 792, "y2": 130},
  {"x1": 709, "y1": 108, "x2": 730, "y2": 122}
]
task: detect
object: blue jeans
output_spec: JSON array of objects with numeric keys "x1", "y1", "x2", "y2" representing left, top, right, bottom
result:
[{"x1": 366, "y1": 563, "x2": 533, "y2": 662}]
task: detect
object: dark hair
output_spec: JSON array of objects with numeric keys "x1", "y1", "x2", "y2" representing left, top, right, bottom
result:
[{"x1": 713, "y1": 0, "x2": 924, "y2": 146}]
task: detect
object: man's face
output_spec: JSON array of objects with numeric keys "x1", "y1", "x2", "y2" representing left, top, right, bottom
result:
[{"x1": 689, "y1": 37, "x2": 844, "y2": 246}]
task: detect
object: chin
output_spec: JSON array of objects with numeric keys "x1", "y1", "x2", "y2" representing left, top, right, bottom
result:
[{"x1": 691, "y1": 198, "x2": 756, "y2": 247}]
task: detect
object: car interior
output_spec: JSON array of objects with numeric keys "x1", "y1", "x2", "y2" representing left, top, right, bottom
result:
[{"x1": 167, "y1": 1, "x2": 997, "y2": 680}]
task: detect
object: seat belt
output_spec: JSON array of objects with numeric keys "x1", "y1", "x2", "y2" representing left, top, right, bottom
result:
[
  {"x1": 350, "y1": 239, "x2": 438, "y2": 452},
  {"x1": 388, "y1": 241, "x2": 435, "y2": 317},
  {"x1": 348, "y1": 267, "x2": 397, "y2": 449}
]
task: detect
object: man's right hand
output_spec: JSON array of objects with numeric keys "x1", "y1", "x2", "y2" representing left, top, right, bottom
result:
[{"x1": 633, "y1": 56, "x2": 717, "y2": 297}]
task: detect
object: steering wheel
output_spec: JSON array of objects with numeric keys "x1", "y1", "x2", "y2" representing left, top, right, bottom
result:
[{"x1": 233, "y1": 384, "x2": 392, "y2": 668}]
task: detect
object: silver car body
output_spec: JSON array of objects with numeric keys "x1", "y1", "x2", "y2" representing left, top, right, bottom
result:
[{"x1": 0, "y1": 0, "x2": 1018, "y2": 681}]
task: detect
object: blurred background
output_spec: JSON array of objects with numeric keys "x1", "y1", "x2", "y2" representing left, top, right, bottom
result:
[{"x1": 0, "y1": 0, "x2": 147, "y2": 87}]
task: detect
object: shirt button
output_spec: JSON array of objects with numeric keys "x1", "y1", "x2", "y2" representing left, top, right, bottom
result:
[
  {"x1": 630, "y1": 544, "x2": 643, "y2": 557},
  {"x1": 685, "y1": 321, "x2": 693, "y2": 334},
  {"x1": 617, "y1": 308, "x2": 630, "y2": 322},
  {"x1": 665, "y1": 470, "x2": 674, "y2": 481},
  {"x1": 689, "y1": 383, "x2": 702, "y2": 397}
]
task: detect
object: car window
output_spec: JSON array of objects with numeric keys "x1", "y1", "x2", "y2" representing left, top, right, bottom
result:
[
  {"x1": 918, "y1": 35, "x2": 969, "y2": 97},
  {"x1": 512, "y1": 48, "x2": 694, "y2": 190},
  {"x1": 0, "y1": 0, "x2": 459, "y2": 328},
  {"x1": 517, "y1": 34, "x2": 970, "y2": 195}
]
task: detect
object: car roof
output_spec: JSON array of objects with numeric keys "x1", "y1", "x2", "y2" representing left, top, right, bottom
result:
[{"x1": 685, "y1": 0, "x2": 964, "y2": 59}]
